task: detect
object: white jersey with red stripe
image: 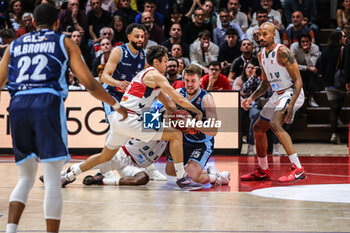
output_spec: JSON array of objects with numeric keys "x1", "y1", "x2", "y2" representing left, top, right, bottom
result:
[
  {"x1": 121, "y1": 67, "x2": 162, "y2": 114},
  {"x1": 260, "y1": 44, "x2": 294, "y2": 92},
  {"x1": 124, "y1": 138, "x2": 168, "y2": 168}
]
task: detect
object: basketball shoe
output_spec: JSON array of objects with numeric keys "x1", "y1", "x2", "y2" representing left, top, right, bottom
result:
[
  {"x1": 207, "y1": 166, "x2": 230, "y2": 185},
  {"x1": 39, "y1": 175, "x2": 76, "y2": 188},
  {"x1": 83, "y1": 173, "x2": 104, "y2": 185},
  {"x1": 144, "y1": 164, "x2": 167, "y2": 181},
  {"x1": 278, "y1": 164, "x2": 306, "y2": 183},
  {"x1": 176, "y1": 176, "x2": 204, "y2": 191},
  {"x1": 240, "y1": 166, "x2": 271, "y2": 181}
]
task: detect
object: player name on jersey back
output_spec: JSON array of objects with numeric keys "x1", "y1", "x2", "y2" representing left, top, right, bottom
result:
[{"x1": 13, "y1": 41, "x2": 55, "y2": 57}]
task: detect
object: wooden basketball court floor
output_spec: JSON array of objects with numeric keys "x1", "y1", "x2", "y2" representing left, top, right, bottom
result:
[{"x1": 1, "y1": 150, "x2": 350, "y2": 233}]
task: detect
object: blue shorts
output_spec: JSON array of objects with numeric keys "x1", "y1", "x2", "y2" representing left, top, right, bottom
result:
[
  {"x1": 168, "y1": 138, "x2": 214, "y2": 168},
  {"x1": 8, "y1": 92, "x2": 70, "y2": 165}
]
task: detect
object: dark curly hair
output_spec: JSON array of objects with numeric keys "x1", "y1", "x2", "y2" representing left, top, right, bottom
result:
[{"x1": 146, "y1": 45, "x2": 168, "y2": 66}]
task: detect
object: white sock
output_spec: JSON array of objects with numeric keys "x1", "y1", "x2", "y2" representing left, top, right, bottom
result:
[
  {"x1": 288, "y1": 153, "x2": 302, "y2": 168},
  {"x1": 174, "y1": 163, "x2": 185, "y2": 179},
  {"x1": 66, "y1": 163, "x2": 82, "y2": 181},
  {"x1": 6, "y1": 223, "x2": 17, "y2": 233},
  {"x1": 103, "y1": 177, "x2": 120, "y2": 185},
  {"x1": 258, "y1": 157, "x2": 269, "y2": 170},
  {"x1": 208, "y1": 174, "x2": 217, "y2": 183}
]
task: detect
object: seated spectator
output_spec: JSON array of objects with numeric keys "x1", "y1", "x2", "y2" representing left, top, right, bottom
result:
[
  {"x1": 189, "y1": 30, "x2": 219, "y2": 73},
  {"x1": 337, "y1": 0, "x2": 350, "y2": 28},
  {"x1": 213, "y1": 8, "x2": 246, "y2": 47},
  {"x1": 182, "y1": 7, "x2": 213, "y2": 45},
  {"x1": 218, "y1": 28, "x2": 242, "y2": 76},
  {"x1": 0, "y1": 28, "x2": 15, "y2": 59},
  {"x1": 15, "y1": 12, "x2": 35, "y2": 38},
  {"x1": 8, "y1": 0, "x2": 24, "y2": 30},
  {"x1": 166, "y1": 57, "x2": 182, "y2": 85},
  {"x1": 201, "y1": 61, "x2": 231, "y2": 90},
  {"x1": 87, "y1": 0, "x2": 112, "y2": 44},
  {"x1": 250, "y1": 0, "x2": 283, "y2": 32},
  {"x1": 283, "y1": 11, "x2": 315, "y2": 47},
  {"x1": 162, "y1": 23, "x2": 189, "y2": 57},
  {"x1": 68, "y1": 68, "x2": 85, "y2": 90},
  {"x1": 91, "y1": 38, "x2": 113, "y2": 77},
  {"x1": 57, "y1": 0, "x2": 88, "y2": 37},
  {"x1": 143, "y1": 29, "x2": 157, "y2": 51},
  {"x1": 111, "y1": 15, "x2": 127, "y2": 45},
  {"x1": 135, "y1": 0, "x2": 164, "y2": 27},
  {"x1": 115, "y1": 0, "x2": 138, "y2": 11},
  {"x1": 201, "y1": 0, "x2": 217, "y2": 27},
  {"x1": 290, "y1": 33, "x2": 320, "y2": 107},
  {"x1": 228, "y1": 39, "x2": 259, "y2": 82},
  {"x1": 92, "y1": 27, "x2": 120, "y2": 58},
  {"x1": 86, "y1": 0, "x2": 116, "y2": 14},
  {"x1": 177, "y1": 58, "x2": 185, "y2": 75},
  {"x1": 141, "y1": 11, "x2": 165, "y2": 45},
  {"x1": 251, "y1": 28, "x2": 262, "y2": 56},
  {"x1": 246, "y1": 8, "x2": 280, "y2": 46},
  {"x1": 163, "y1": 4, "x2": 190, "y2": 37},
  {"x1": 217, "y1": 0, "x2": 249, "y2": 32},
  {"x1": 248, "y1": 0, "x2": 283, "y2": 24},
  {"x1": 283, "y1": 0, "x2": 319, "y2": 44},
  {"x1": 113, "y1": 0, "x2": 138, "y2": 25},
  {"x1": 71, "y1": 30, "x2": 92, "y2": 69},
  {"x1": 171, "y1": 43, "x2": 190, "y2": 66}
]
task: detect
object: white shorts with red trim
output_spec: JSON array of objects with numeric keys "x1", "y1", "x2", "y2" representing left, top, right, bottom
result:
[
  {"x1": 105, "y1": 112, "x2": 163, "y2": 150},
  {"x1": 260, "y1": 87, "x2": 305, "y2": 123}
]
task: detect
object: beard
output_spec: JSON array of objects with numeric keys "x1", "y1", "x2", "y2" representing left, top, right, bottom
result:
[{"x1": 131, "y1": 41, "x2": 143, "y2": 50}]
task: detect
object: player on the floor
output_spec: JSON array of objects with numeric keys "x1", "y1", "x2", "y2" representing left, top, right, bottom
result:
[
  {"x1": 164, "y1": 64, "x2": 230, "y2": 186},
  {"x1": 241, "y1": 22, "x2": 306, "y2": 183},
  {"x1": 100, "y1": 23, "x2": 166, "y2": 181},
  {"x1": 0, "y1": 3, "x2": 127, "y2": 233},
  {"x1": 62, "y1": 45, "x2": 205, "y2": 190}
]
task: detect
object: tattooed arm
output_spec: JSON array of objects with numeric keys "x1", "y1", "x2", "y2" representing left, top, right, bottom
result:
[
  {"x1": 277, "y1": 45, "x2": 303, "y2": 122},
  {"x1": 241, "y1": 51, "x2": 271, "y2": 110}
]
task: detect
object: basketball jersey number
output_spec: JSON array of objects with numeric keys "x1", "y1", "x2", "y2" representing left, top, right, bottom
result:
[{"x1": 17, "y1": 55, "x2": 48, "y2": 83}]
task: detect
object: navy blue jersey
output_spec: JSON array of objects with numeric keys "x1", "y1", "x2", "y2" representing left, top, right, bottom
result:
[
  {"x1": 7, "y1": 29, "x2": 69, "y2": 98},
  {"x1": 177, "y1": 87, "x2": 214, "y2": 143},
  {"x1": 103, "y1": 43, "x2": 146, "y2": 101}
]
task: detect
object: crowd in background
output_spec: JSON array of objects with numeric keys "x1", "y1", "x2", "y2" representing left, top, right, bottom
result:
[{"x1": 0, "y1": 0, "x2": 349, "y2": 148}]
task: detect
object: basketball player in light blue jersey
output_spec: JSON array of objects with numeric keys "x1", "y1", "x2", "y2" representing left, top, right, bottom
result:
[{"x1": 0, "y1": 4, "x2": 127, "y2": 233}]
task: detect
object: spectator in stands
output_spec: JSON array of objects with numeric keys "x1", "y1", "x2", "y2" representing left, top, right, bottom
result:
[
  {"x1": 250, "y1": 0, "x2": 283, "y2": 32},
  {"x1": 320, "y1": 29, "x2": 347, "y2": 144},
  {"x1": 141, "y1": 11, "x2": 165, "y2": 45},
  {"x1": 135, "y1": 0, "x2": 164, "y2": 27},
  {"x1": 251, "y1": 28, "x2": 262, "y2": 56},
  {"x1": 143, "y1": 29, "x2": 157, "y2": 50},
  {"x1": 337, "y1": 0, "x2": 350, "y2": 28},
  {"x1": 166, "y1": 57, "x2": 182, "y2": 85},
  {"x1": 248, "y1": 0, "x2": 283, "y2": 23},
  {"x1": 213, "y1": 8, "x2": 246, "y2": 47},
  {"x1": 86, "y1": 0, "x2": 116, "y2": 14},
  {"x1": 87, "y1": 0, "x2": 112, "y2": 44},
  {"x1": 246, "y1": 8, "x2": 281, "y2": 46},
  {"x1": 290, "y1": 33, "x2": 320, "y2": 107},
  {"x1": 111, "y1": 15, "x2": 127, "y2": 45},
  {"x1": 283, "y1": 11, "x2": 315, "y2": 47},
  {"x1": 0, "y1": 12, "x2": 13, "y2": 31},
  {"x1": 217, "y1": 0, "x2": 249, "y2": 32},
  {"x1": 0, "y1": 28, "x2": 15, "y2": 59},
  {"x1": 162, "y1": 23, "x2": 189, "y2": 58},
  {"x1": 92, "y1": 27, "x2": 118, "y2": 58},
  {"x1": 228, "y1": 39, "x2": 259, "y2": 82},
  {"x1": 113, "y1": 0, "x2": 138, "y2": 25},
  {"x1": 190, "y1": 30, "x2": 219, "y2": 74},
  {"x1": 171, "y1": 43, "x2": 190, "y2": 66},
  {"x1": 34, "y1": 0, "x2": 55, "y2": 7},
  {"x1": 177, "y1": 58, "x2": 185, "y2": 75},
  {"x1": 201, "y1": 61, "x2": 231, "y2": 90},
  {"x1": 57, "y1": 0, "x2": 88, "y2": 37},
  {"x1": 182, "y1": 7, "x2": 213, "y2": 45},
  {"x1": 15, "y1": 12, "x2": 35, "y2": 38},
  {"x1": 283, "y1": 0, "x2": 319, "y2": 44},
  {"x1": 71, "y1": 30, "x2": 92, "y2": 69},
  {"x1": 163, "y1": 4, "x2": 190, "y2": 38},
  {"x1": 8, "y1": 0, "x2": 24, "y2": 30},
  {"x1": 201, "y1": 0, "x2": 217, "y2": 27},
  {"x1": 92, "y1": 38, "x2": 113, "y2": 77},
  {"x1": 218, "y1": 28, "x2": 242, "y2": 76}
]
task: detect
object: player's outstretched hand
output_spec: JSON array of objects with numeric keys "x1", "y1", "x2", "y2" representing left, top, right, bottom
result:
[
  {"x1": 283, "y1": 104, "x2": 293, "y2": 123},
  {"x1": 116, "y1": 106, "x2": 128, "y2": 121}
]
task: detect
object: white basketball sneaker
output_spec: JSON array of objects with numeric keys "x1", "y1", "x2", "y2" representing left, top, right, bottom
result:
[
  {"x1": 145, "y1": 164, "x2": 167, "y2": 181},
  {"x1": 207, "y1": 166, "x2": 230, "y2": 186}
]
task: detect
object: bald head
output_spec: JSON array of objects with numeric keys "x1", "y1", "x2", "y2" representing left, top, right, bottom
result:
[{"x1": 260, "y1": 22, "x2": 275, "y2": 33}]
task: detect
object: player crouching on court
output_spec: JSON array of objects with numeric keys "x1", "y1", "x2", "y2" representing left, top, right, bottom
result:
[{"x1": 165, "y1": 64, "x2": 230, "y2": 186}]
